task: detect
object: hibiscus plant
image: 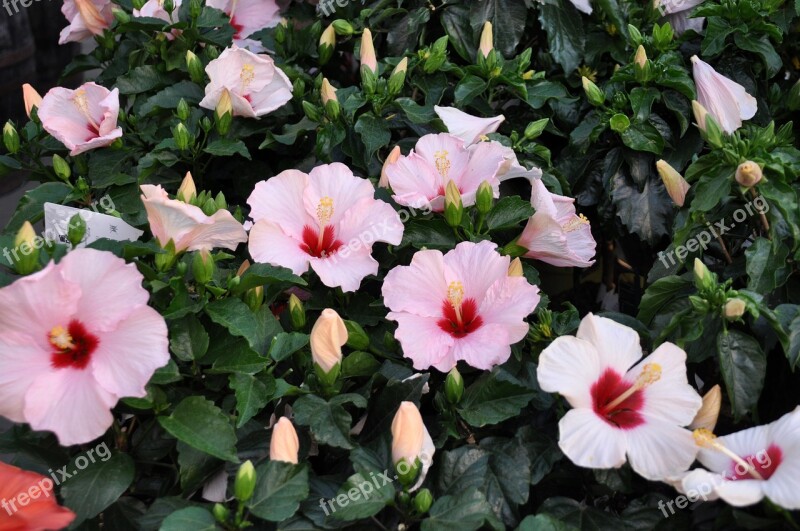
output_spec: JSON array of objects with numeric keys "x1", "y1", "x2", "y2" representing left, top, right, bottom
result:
[{"x1": 1, "y1": 0, "x2": 800, "y2": 529}]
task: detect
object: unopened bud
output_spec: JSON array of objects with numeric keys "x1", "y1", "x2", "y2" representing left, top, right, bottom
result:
[
  {"x1": 445, "y1": 367, "x2": 463, "y2": 404},
  {"x1": 186, "y1": 50, "x2": 205, "y2": 83},
  {"x1": 524, "y1": 118, "x2": 548, "y2": 140},
  {"x1": 475, "y1": 180, "x2": 493, "y2": 215},
  {"x1": 321, "y1": 78, "x2": 340, "y2": 120},
  {"x1": 360, "y1": 28, "x2": 377, "y2": 74},
  {"x1": 689, "y1": 385, "x2": 721, "y2": 431},
  {"x1": 67, "y1": 214, "x2": 87, "y2": 247},
  {"x1": 478, "y1": 21, "x2": 493, "y2": 59},
  {"x1": 212, "y1": 503, "x2": 229, "y2": 523},
  {"x1": 507, "y1": 258, "x2": 523, "y2": 277},
  {"x1": 22, "y1": 84, "x2": 42, "y2": 119},
  {"x1": 12, "y1": 222, "x2": 39, "y2": 275},
  {"x1": 3, "y1": 122, "x2": 19, "y2": 154},
  {"x1": 52, "y1": 154, "x2": 71, "y2": 181},
  {"x1": 656, "y1": 159, "x2": 690, "y2": 207},
  {"x1": 289, "y1": 293, "x2": 306, "y2": 330},
  {"x1": 633, "y1": 45, "x2": 650, "y2": 82},
  {"x1": 413, "y1": 488, "x2": 433, "y2": 513},
  {"x1": 176, "y1": 98, "x2": 190, "y2": 121},
  {"x1": 192, "y1": 248, "x2": 215, "y2": 285},
  {"x1": 177, "y1": 171, "x2": 197, "y2": 203},
  {"x1": 735, "y1": 161, "x2": 762, "y2": 188},
  {"x1": 388, "y1": 57, "x2": 408, "y2": 95},
  {"x1": 173, "y1": 123, "x2": 191, "y2": 151},
  {"x1": 443, "y1": 180, "x2": 463, "y2": 228},
  {"x1": 724, "y1": 298, "x2": 746, "y2": 320},
  {"x1": 331, "y1": 19, "x2": 354, "y2": 36},
  {"x1": 379, "y1": 145, "x2": 401, "y2": 188},
  {"x1": 319, "y1": 25, "x2": 335, "y2": 65},
  {"x1": 582, "y1": 77, "x2": 605, "y2": 106},
  {"x1": 234, "y1": 460, "x2": 256, "y2": 503}
]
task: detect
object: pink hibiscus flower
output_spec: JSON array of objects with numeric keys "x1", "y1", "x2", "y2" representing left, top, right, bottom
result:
[
  {"x1": 537, "y1": 313, "x2": 703, "y2": 480},
  {"x1": 517, "y1": 177, "x2": 596, "y2": 268},
  {"x1": 433, "y1": 105, "x2": 505, "y2": 146},
  {"x1": 674, "y1": 408, "x2": 800, "y2": 509},
  {"x1": 247, "y1": 163, "x2": 404, "y2": 292},
  {"x1": 140, "y1": 183, "x2": 248, "y2": 253},
  {"x1": 59, "y1": 0, "x2": 114, "y2": 44},
  {"x1": 0, "y1": 249, "x2": 169, "y2": 445},
  {"x1": 133, "y1": 0, "x2": 183, "y2": 39},
  {"x1": 38, "y1": 82, "x2": 122, "y2": 156},
  {"x1": 206, "y1": 0, "x2": 281, "y2": 52},
  {"x1": 199, "y1": 45, "x2": 293, "y2": 118},
  {"x1": 384, "y1": 133, "x2": 508, "y2": 212},
  {"x1": 382, "y1": 240, "x2": 540, "y2": 371},
  {"x1": 691, "y1": 56, "x2": 757, "y2": 134}
]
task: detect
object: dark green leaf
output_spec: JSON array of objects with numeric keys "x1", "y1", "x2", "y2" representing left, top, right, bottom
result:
[
  {"x1": 718, "y1": 329, "x2": 766, "y2": 419},
  {"x1": 61, "y1": 453, "x2": 135, "y2": 525},
  {"x1": 158, "y1": 396, "x2": 239, "y2": 462},
  {"x1": 248, "y1": 461, "x2": 310, "y2": 522}
]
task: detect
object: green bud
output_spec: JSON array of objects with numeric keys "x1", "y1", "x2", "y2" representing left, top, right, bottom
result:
[
  {"x1": 524, "y1": 118, "x2": 548, "y2": 140},
  {"x1": 633, "y1": 45, "x2": 651, "y2": 83},
  {"x1": 289, "y1": 293, "x2": 306, "y2": 329},
  {"x1": 360, "y1": 66, "x2": 377, "y2": 95},
  {"x1": 314, "y1": 360, "x2": 340, "y2": 388},
  {"x1": 688, "y1": 295, "x2": 710, "y2": 314},
  {"x1": 201, "y1": 197, "x2": 218, "y2": 216},
  {"x1": 192, "y1": 249, "x2": 215, "y2": 285},
  {"x1": 302, "y1": 101, "x2": 323, "y2": 122},
  {"x1": 627, "y1": 24, "x2": 643, "y2": 46},
  {"x1": 412, "y1": 488, "x2": 433, "y2": 514},
  {"x1": 344, "y1": 320, "x2": 370, "y2": 350},
  {"x1": 200, "y1": 116, "x2": 212, "y2": 133},
  {"x1": 319, "y1": 25, "x2": 335, "y2": 65},
  {"x1": 12, "y1": 222, "x2": 39, "y2": 275},
  {"x1": 387, "y1": 57, "x2": 408, "y2": 96},
  {"x1": 214, "y1": 191, "x2": 227, "y2": 210},
  {"x1": 244, "y1": 285, "x2": 264, "y2": 312},
  {"x1": 155, "y1": 240, "x2": 178, "y2": 272},
  {"x1": 292, "y1": 78, "x2": 305, "y2": 100},
  {"x1": 395, "y1": 457, "x2": 421, "y2": 489},
  {"x1": 609, "y1": 113, "x2": 630, "y2": 133},
  {"x1": 476, "y1": 180, "x2": 493, "y2": 215},
  {"x1": 581, "y1": 77, "x2": 605, "y2": 106},
  {"x1": 52, "y1": 154, "x2": 71, "y2": 181},
  {"x1": 67, "y1": 214, "x2": 87, "y2": 248},
  {"x1": 162, "y1": 0, "x2": 174, "y2": 12},
  {"x1": 693, "y1": 258, "x2": 716, "y2": 292},
  {"x1": 112, "y1": 7, "x2": 131, "y2": 24},
  {"x1": 443, "y1": 180, "x2": 463, "y2": 228},
  {"x1": 131, "y1": 0, "x2": 145, "y2": 9},
  {"x1": 176, "y1": 99, "x2": 190, "y2": 121},
  {"x1": 186, "y1": 50, "x2": 205, "y2": 84},
  {"x1": 234, "y1": 461, "x2": 257, "y2": 503},
  {"x1": 173, "y1": 123, "x2": 191, "y2": 151},
  {"x1": 3, "y1": 122, "x2": 19, "y2": 154},
  {"x1": 445, "y1": 366, "x2": 464, "y2": 404},
  {"x1": 331, "y1": 19, "x2": 354, "y2": 36},
  {"x1": 396, "y1": 491, "x2": 411, "y2": 506},
  {"x1": 189, "y1": 0, "x2": 202, "y2": 19},
  {"x1": 212, "y1": 503, "x2": 229, "y2": 523},
  {"x1": 501, "y1": 241, "x2": 528, "y2": 258},
  {"x1": 274, "y1": 20, "x2": 287, "y2": 44}
]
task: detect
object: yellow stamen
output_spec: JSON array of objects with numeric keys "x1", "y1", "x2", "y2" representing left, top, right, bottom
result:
[
  {"x1": 479, "y1": 135, "x2": 490, "y2": 142},
  {"x1": 562, "y1": 214, "x2": 590, "y2": 232},
  {"x1": 49, "y1": 326, "x2": 74, "y2": 350},
  {"x1": 447, "y1": 281, "x2": 464, "y2": 323},
  {"x1": 693, "y1": 428, "x2": 764, "y2": 480},
  {"x1": 434, "y1": 150, "x2": 451, "y2": 179},
  {"x1": 72, "y1": 89, "x2": 100, "y2": 130},
  {"x1": 604, "y1": 363, "x2": 661, "y2": 411},
  {"x1": 316, "y1": 197, "x2": 334, "y2": 249},
  {"x1": 240, "y1": 64, "x2": 255, "y2": 90}
]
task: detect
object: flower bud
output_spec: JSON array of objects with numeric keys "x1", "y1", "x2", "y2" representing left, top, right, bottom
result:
[
  {"x1": 162, "y1": 0, "x2": 174, "y2": 13},
  {"x1": 724, "y1": 298, "x2": 746, "y2": 320},
  {"x1": 478, "y1": 21, "x2": 493, "y2": 59},
  {"x1": 176, "y1": 98, "x2": 190, "y2": 121},
  {"x1": 344, "y1": 320, "x2": 369, "y2": 350},
  {"x1": 331, "y1": 19, "x2": 354, "y2": 35},
  {"x1": 688, "y1": 295, "x2": 710, "y2": 314},
  {"x1": 444, "y1": 367, "x2": 463, "y2": 404},
  {"x1": 302, "y1": 100, "x2": 323, "y2": 122},
  {"x1": 320, "y1": 78, "x2": 340, "y2": 120},
  {"x1": 475, "y1": 180, "x2": 493, "y2": 215},
  {"x1": 12, "y1": 221, "x2": 39, "y2": 275},
  {"x1": 693, "y1": 258, "x2": 715, "y2": 292},
  {"x1": 186, "y1": 50, "x2": 205, "y2": 83},
  {"x1": 692, "y1": 100, "x2": 724, "y2": 148},
  {"x1": 735, "y1": 161, "x2": 762, "y2": 188},
  {"x1": 691, "y1": 100, "x2": 708, "y2": 132},
  {"x1": 392, "y1": 402, "x2": 425, "y2": 487},
  {"x1": 155, "y1": 240, "x2": 178, "y2": 271},
  {"x1": 244, "y1": 284, "x2": 264, "y2": 312},
  {"x1": 173, "y1": 123, "x2": 191, "y2": 151},
  {"x1": 443, "y1": 180, "x2": 463, "y2": 228},
  {"x1": 212, "y1": 503, "x2": 229, "y2": 523},
  {"x1": 112, "y1": 7, "x2": 131, "y2": 24},
  {"x1": 215, "y1": 90, "x2": 233, "y2": 135},
  {"x1": 413, "y1": 488, "x2": 433, "y2": 513},
  {"x1": 214, "y1": 191, "x2": 227, "y2": 211},
  {"x1": 379, "y1": 145, "x2": 401, "y2": 188},
  {"x1": 52, "y1": 154, "x2": 71, "y2": 181},
  {"x1": 3, "y1": 122, "x2": 19, "y2": 154},
  {"x1": 388, "y1": 57, "x2": 408, "y2": 96},
  {"x1": 192, "y1": 248, "x2": 215, "y2": 285},
  {"x1": 201, "y1": 196, "x2": 218, "y2": 216},
  {"x1": 582, "y1": 76, "x2": 604, "y2": 106},
  {"x1": 289, "y1": 293, "x2": 306, "y2": 329},
  {"x1": 507, "y1": 257, "x2": 523, "y2": 277},
  {"x1": 524, "y1": 118, "x2": 548, "y2": 140},
  {"x1": 270, "y1": 417, "x2": 299, "y2": 464},
  {"x1": 609, "y1": 113, "x2": 630, "y2": 133},
  {"x1": 360, "y1": 28, "x2": 377, "y2": 74},
  {"x1": 22, "y1": 84, "x2": 42, "y2": 118},
  {"x1": 689, "y1": 385, "x2": 721, "y2": 431},
  {"x1": 656, "y1": 159, "x2": 690, "y2": 207},
  {"x1": 234, "y1": 460, "x2": 256, "y2": 502},
  {"x1": 633, "y1": 45, "x2": 650, "y2": 83},
  {"x1": 319, "y1": 25, "x2": 335, "y2": 65},
  {"x1": 311, "y1": 308, "x2": 347, "y2": 383},
  {"x1": 189, "y1": 0, "x2": 201, "y2": 18},
  {"x1": 177, "y1": 171, "x2": 197, "y2": 203},
  {"x1": 67, "y1": 214, "x2": 87, "y2": 248}
]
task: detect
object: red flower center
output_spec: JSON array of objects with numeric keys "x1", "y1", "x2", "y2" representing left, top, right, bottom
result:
[
  {"x1": 231, "y1": 19, "x2": 244, "y2": 39},
  {"x1": 437, "y1": 298, "x2": 483, "y2": 338},
  {"x1": 591, "y1": 368, "x2": 645, "y2": 429},
  {"x1": 49, "y1": 320, "x2": 99, "y2": 370},
  {"x1": 301, "y1": 225, "x2": 343, "y2": 258},
  {"x1": 727, "y1": 444, "x2": 783, "y2": 481}
]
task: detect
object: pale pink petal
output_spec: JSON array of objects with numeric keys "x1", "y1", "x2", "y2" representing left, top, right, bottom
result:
[
  {"x1": 387, "y1": 312, "x2": 455, "y2": 371},
  {"x1": 335, "y1": 198, "x2": 404, "y2": 248},
  {"x1": 434, "y1": 106, "x2": 505, "y2": 146},
  {"x1": 305, "y1": 163, "x2": 375, "y2": 227},
  {"x1": 518, "y1": 212, "x2": 596, "y2": 268},
  {"x1": 442, "y1": 240, "x2": 507, "y2": 304},
  {"x1": 382, "y1": 249, "x2": 448, "y2": 317},
  {"x1": 309, "y1": 247, "x2": 378, "y2": 292},
  {"x1": 537, "y1": 336, "x2": 601, "y2": 409},
  {"x1": 24, "y1": 368, "x2": 117, "y2": 445},
  {"x1": 692, "y1": 56, "x2": 757, "y2": 134},
  {"x1": 58, "y1": 248, "x2": 149, "y2": 332},
  {"x1": 626, "y1": 421, "x2": 698, "y2": 480},
  {"x1": 0, "y1": 336, "x2": 51, "y2": 423},
  {"x1": 457, "y1": 141, "x2": 506, "y2": 200},
  {"x1": 182, "y1": 209, "x2": 248, "y2": 252},
  {"x1": 569, "y1": 0, "x2": 592, "y2": 14},
  {"x1": 90, "y1": 306, "x2": 169, "y2": 398},
  {"x1": 387, "y1": 153, "x2": 440, "y2": 211},
  {"x1": 413, "y1": 133, "x2": 471, "y2": 190},
  {"x1": 248, "y1": 220, "x2": 310, "y2": 275},
  {"x1": 451, "y1": 323, "x2": 512, "y2": 370},
  {"x1": 479, "y1": 276, "x2": 540, "y2": 342},
  {"x1": 576, "y1": 313, "x2": 642, "y2": 374},
  {"x1": 247, "y1": 170, "x2": 312, "y2": 239},
  {"x1": 249, "y1": 67, "x2": 293, "y2": 116},
  {"x1": 558, "y1": 408, "x2": 627, "y2": 469}
]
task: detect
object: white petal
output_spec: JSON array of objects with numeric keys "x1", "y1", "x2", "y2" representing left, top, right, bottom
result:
[
  {"x1": 715, "y1": 479, "x2": 766, "y2": 507},
  {"x1": 558, "y1": 408, "x2": 627, "y2": 470},
  {"x1": 626, "y1": 420, "x2": 698, "y2": 480},
  {"x1": 537, "y1": 336, "x2": 601, "y2": 408},
  {"x1": 577, "y1": 313, "x2": 642, "y2": 373}
]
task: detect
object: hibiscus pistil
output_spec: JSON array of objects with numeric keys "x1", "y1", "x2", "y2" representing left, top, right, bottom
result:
[
  {"x1": 604, "y1": 362, "x2": 662, "y2": 412},
  {"x1": 693, "y1": 428, "x2": 765, "y2": 480},
  {"x1": 72, "y1": 89, "x2": 101, "y2": 134},
  {"x1": 562, "y1": 213, "x2": 590, "y2": 233},
  {"x1": 447, "y1": 281, "x2": 465, "y2": 324},
  {"x1": 434, "y1": 150, "x2": 451, "y2": 178},
  {"x1": 49, "y1": 325, "x2": 75, "y2": 351}
]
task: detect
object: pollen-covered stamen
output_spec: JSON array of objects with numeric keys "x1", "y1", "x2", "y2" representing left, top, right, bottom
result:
[
  {"x1": 48, "y1": 321, "x2": 99, "y2": 370},
  {"x1": 604, "y1": 363, "x2": 661, "y2": 411},
  {"x1": 693, "y1": 428, "x2": 765, "y2": 480},
  {"x1": 447, "y1": 281, "x2": 465, "y2": 324},
  {"x1": 240, "y1": 64, "x2": 256, "y2": 91},
  {"x1": 49, "y1": 326, "x2": 75, "y2": 351},
  {"x1": 316, "y1": 196, "x2": 334, "y2": 249},
  {"x1": 563, "y1": 214, "x2": 590, "y2": 232},
  {"x1": 434, "y1": 150, "x2": 451, "y2": 179},
  {"x1": 72, "y1": 89, "x2": 101, "y2": 133}
]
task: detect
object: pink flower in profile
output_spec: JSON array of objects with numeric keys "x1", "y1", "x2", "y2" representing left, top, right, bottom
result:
[
  {"x1": 59, "y1": 0, "x2": 114, "y2": 44},
  {"x1": 38, "y1": 82, "x2": 122, "y2": 156},
  {"x1": 199, "y1": 45, "x2": 293, "y2": 119},
  {"x1": 140, "y1": 183, "x2": 248, "y2": 253},
  {"x1": 517, "y1": 177, "x2": 596, "y2": 268},
  {"x1": 134, "y1": 0, "x2": 183, "y2": 39},
  {"x1": 382, "y1": 241, "x2": 540, "y2": 372},
  {"x1": 384, "y1": 133, "x2": 508, "y2": 212},
  {"x1": 0, "y1": 462, "x2": 76, "y2": 530},
  {"x1": 691, "y1": 56, "x2": 757, "y2": 134},
  {"x1": 0, "y1": 249, "x2": 169, "y2": 445},
  {"x1": 434, "y1": 106, "x2": 505, "y2": 146},
  {"x1": 659, "y1": 0, "x2": 704, "y2": 34},
  {"x1": 207, "y1": 0, "x2": 281, "y2": 52},
  {"x1": 247, "y1": 163, "x2": 404, "y2": 292},
  {"x1": 537, "y1": 313, "x2": 703, "y2": 480}
]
